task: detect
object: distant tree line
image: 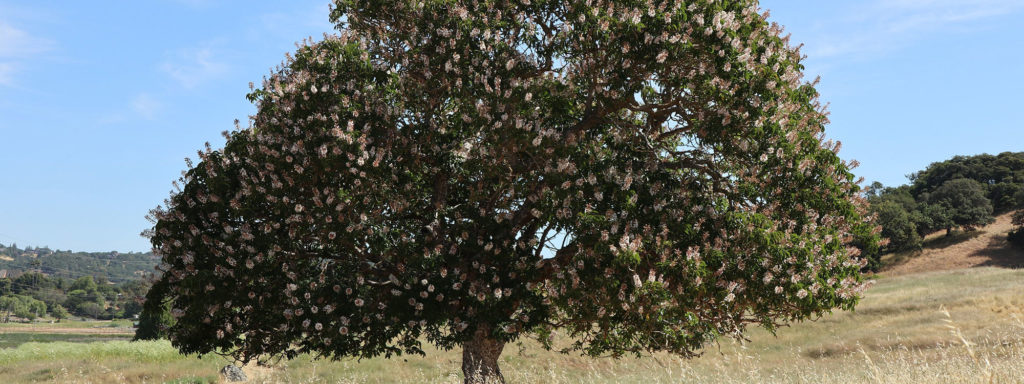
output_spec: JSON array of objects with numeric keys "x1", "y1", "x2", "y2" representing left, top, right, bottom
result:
[
  {"x1": 0, "y1": 244, "x2": 158, "y2": 283},
  {"x1": 0, "y1": 272, "x2": 151, "y2": 322},
  {"x1": 864, "y1": 152, "x2": 1024, "y2": 267}
]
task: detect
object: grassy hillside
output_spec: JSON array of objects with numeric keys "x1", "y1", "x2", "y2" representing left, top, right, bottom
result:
[
  {"x1": 2, "y1": 267, "x2": 1023, "y2": 383},
  {"x1": 882, "y1": 211, "x2": 1024, "y2": 275}
]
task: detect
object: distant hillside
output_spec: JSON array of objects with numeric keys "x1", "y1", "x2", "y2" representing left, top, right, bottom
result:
[
  {"x1": 880, "y1": 211, "x2": 1024, "y2": 275},
  {"x1": 864, "y1": 151, "x2": 1024, "y2": 269},
  {"x1": 0, "y1": 244, "x2": 158, "y2": 283}
]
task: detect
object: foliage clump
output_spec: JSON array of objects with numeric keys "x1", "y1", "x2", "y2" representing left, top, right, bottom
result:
[
  {"x1": 144, "y1": 1, "x2": 875, "y2": 382},
  {"x1": 869, "y1": 201, "x2": 922, "y2": 253},
  {"x1": 135, "y1": 280, "x2": 175, "y2": 341},
  {"x1": 0, "y1": 295, "x2": 47, "y2": 322},
  {"x1": 927, "y1": 178, "x2": 994, "y2": 232},
  {"x1": 1009, "y1": 211, "x2": 1024, "y2": 248},
  {"x1": 909, "y1": 152, "x2": 1024, "y2": 214}
]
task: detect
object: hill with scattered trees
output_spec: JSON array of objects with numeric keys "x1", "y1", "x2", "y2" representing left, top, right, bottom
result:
[
  {"x1": 0, "y1": 272, "x2": 151, "y2": 321},
  {"x1": 865, "y1": 152, "x2": 1024, "y2": 269},
  {"x1": 0, "y1": 244, "x2": 158, "y2": 283},
  {"x1": 0, "y1": 245, "x2": 156, "y2": 322}
]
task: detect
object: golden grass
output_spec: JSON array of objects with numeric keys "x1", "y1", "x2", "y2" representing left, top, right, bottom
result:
[{"x1": 1, "y1": 267, "x2": 1023, "y2": 383}]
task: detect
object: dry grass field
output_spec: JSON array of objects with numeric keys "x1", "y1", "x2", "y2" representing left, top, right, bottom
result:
[
  {"x1": 0, "y1": 267, "x2": 1022, "y2": 383},
  {"x1": 2, "y1": 216, "x2": 1022, "y2": 383}
]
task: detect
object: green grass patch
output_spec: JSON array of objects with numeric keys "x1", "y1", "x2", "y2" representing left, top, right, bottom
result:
[
  {"x1": 0, "y1": 340, "x2": 187, "y2": 365},
  {"x1": 0, "y1": 319, "x2": 134, "y2": 329},
  {"x1": 0, "y1": 333, "x2": 129, "y2": 349}
]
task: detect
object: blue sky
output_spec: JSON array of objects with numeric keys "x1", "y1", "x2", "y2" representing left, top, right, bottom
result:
[{"x1": 1, "y1": 1, "x2": 1022, "y2": 252}]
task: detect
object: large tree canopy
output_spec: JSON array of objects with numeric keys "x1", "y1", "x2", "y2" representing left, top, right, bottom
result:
[
  {"x1": 145, "y1": 1, "x2": 875, "y2": 382},
  {"x1": 927, "y1": 178, "x2": 994, "y2": 232},
  {"x1": 910, "y1": 151, "x2": 1024, "y2": 214}
]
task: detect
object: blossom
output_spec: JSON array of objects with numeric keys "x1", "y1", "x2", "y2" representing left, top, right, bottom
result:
[{"x1": 145, "y1": 0, "x2": 873, "y2": 368}]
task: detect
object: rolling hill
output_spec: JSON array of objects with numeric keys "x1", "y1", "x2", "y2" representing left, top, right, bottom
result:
[{"x1": 0, "y1": 245, "x2": 158, "y2": 283}]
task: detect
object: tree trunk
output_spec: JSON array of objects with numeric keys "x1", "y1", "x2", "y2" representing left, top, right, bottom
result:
[{"x1": 462, "y1": 326, "x2": 505, "y2": 384}]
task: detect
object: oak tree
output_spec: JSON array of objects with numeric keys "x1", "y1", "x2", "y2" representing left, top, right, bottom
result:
[
  {"x1": 927, "y1": 178, "x2": 994, "y2": 233},
  {"x1": 870, "y1": 201, "x2": 921, "y2": 252}
]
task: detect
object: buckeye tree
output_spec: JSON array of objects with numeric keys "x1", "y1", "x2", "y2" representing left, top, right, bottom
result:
[{"x1": 144, "y1": 1, "x2": 877, "y2": 382}]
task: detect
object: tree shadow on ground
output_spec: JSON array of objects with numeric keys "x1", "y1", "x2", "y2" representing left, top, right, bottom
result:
[
  {"x1": 880, "y1": 249, "x2": 922, "y2": 270},
  {"x1": 975, "y1": 235, "x2": 1024, "y2": 269},
  {"x1": 921, "y1": 230, "x2": 983, "y2": 250},
  {"x1": 879, "y1": 230, "x2": 1014, "y2": 271}
]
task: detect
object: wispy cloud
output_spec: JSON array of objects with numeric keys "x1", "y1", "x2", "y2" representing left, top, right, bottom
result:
[
  {"x1": 98, "y1": 93, "x2": 163, "y2": 124},
  {"x1": 876, "y1": 0, "x2": 1023, "y2": 34},
  {"x1": 800, "y1": 0, "x2": 1024, "y2": 59},
  {"x1": 0, "y1": 21, "x2": 52, "y2": 57},
  {"x1": 161, "y1": 43, "x2": 228, "y2": 89},
  {"x1": 131, "y1": 93, "x2": 161, "y2": 119},
  {"x1": 0, "y1": 20, "x2": 54, "y2": 86}
]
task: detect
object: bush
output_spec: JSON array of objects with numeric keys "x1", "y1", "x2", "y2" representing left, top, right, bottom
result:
[
  {"x1": 135, "y1": 280, "x2": 174, "y2": 341},
  {"x1": 1009, "y1": 211, "x2": 1024, "y2": 248},
  {"x1": 1008, "y1": 229, "x2": 1024, "y2": 248},
  {"x1": 990, "y1": 183, "x2": 1023, "y2": 213},
  {"x1": 872, "y1": 201, "x2": 922, "y2": 252}
]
